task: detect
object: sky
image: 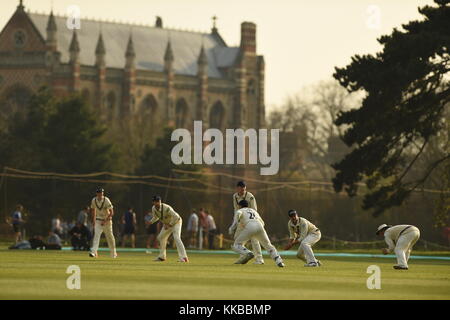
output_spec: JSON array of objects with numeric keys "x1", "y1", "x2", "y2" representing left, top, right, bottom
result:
[{"x1": 1, "y1": 0, "x2": 435, "y2": 111}]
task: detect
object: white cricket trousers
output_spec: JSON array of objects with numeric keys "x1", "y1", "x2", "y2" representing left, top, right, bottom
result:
[
  {"x1": 395, "y1": 227, "x2": 420, "y2": 267},
  {"x1": 235, "y1": 226, "x2": 264, "y2": 262},
  {"x1": 297, "y1": 231, "x2": 321, "y2": 264},
  {"x1": 157, "y1": 219, "x2": 187, "y2": 260},
  {"x1": 92, "y1": 220, "x2": 116, "y2": 256},
  {"x1": 232, "y1": 221, "x2": 282, "y2": 263}
]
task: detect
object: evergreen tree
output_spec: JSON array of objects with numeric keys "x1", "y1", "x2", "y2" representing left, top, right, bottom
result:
[
  {"x1": 0, "y1": 88, "x2": 118, "y2": 233},
  {"x1": 332, "y1": 0, "x2": 450, "y2": 216}
]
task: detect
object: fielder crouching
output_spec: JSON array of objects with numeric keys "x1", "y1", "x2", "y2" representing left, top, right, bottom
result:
[
  {"x1": 229, "y1": 200, "x2": 285, "y2": 267},
  {"x1": 376, "y1": 224, "x2": 420, "y2": 270},
  {"x1": 148, "y1": 195, "x2": 189, "y2": 263},
  {"x1": 284, "y1": 209, "x2": 322, "y2": 267}
]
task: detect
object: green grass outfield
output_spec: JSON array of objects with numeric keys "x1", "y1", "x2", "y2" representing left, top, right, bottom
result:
[{"x1": 0, "y1": 249, "x2": 449, "y2": 300}]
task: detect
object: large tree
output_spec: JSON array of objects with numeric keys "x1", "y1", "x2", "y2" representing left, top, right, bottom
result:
[
  {"x1": 332, "y1": 0, "x2": 450, "y2": 216},
  {"x1": 0, "y1": 88, "x2": 118, "y2": 232}
]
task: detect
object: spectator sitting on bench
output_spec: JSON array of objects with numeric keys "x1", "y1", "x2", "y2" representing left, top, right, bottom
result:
[
  {"x1": 46, "y1": 231, "x2": 62, "y2": 250},
  {"x1": 69, "y1": 222, "x2": 91, "y2": 251}
]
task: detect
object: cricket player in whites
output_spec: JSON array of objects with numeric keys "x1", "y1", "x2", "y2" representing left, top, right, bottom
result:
[
  {"x1": 232, "y1": 181, "x2": 264, "y2": 264},
  {"x1": 89, "y1": 188, "x2": 117, "y2": 258},
  {"x1": 148, "y1": 195, "x2": 189, "y2": 262},
  {"x1": 229, "y1": 200, "x2": 285, "y2": 267},
  {"x1": 376, "y1": 224, "x2": 420, "y2": 270},
  {"x1": 284, "y1": 210, "x2": 322, "y2": 267}
]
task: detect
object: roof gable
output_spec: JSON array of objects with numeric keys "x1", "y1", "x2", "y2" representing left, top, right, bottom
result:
[{"x1": 0, "y1": 6, "x2": 46, "y2": 52}]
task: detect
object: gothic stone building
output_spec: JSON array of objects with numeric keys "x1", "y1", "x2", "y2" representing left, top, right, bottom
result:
[{"x1": 0, "y1": 2, "x2": 266, "y2": 136}]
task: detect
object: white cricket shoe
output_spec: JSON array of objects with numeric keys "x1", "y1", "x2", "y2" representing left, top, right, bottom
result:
[
  {"x1": 253, "y1": 260, "x2": 265, "y2": 265},
  {"x1": 316, "y1": 260, "x2": 322, "y2": 266},
  {"x1": 111, "y1": 253, "x2": 118, "y2": 258},
  {"x1": 89, "y1": 252, "x2": 97, "y2": 258},
  {"x1": 304, "y1": 262, "x2": 318, "y2": 267}
]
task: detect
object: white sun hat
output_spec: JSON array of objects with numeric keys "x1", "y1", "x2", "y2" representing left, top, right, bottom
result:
[{"x1": 376, "y1": 224, "x2": 391, "y2": 235}]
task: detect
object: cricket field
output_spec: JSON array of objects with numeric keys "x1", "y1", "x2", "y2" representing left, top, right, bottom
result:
[{"x1": 0, "y1": 249, "x2": 449, "y2": 300}]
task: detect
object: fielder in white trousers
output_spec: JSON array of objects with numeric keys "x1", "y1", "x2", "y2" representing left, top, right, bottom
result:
[
  {"x1": 235, "y1": 226, "x2": 264, "y2": 263},
  {"x1": 232, "y1": 221, "x2": 284, "y2": 266},
  {"x1": 157, "y1": 219, "x2": 187, "y2": 260},
  {"x1": 296, "y1": 231, "x2": 321, "y2": 264},
  {"x1": 395, "y1": 228, "x2": 420, "y2": 267},
  {"x1": 377, "y1": 224, "x2": 421, "y2": 269},
  {"x1": 91, "y1": 220, "x2": 117, "y2": 257}
]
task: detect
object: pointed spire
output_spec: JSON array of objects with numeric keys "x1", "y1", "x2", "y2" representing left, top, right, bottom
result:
[
  {"x1": 197, "y1": 45, "x2": 207, "y2": 65},
  {"x1": 69, "y1": 30, "x2": 80, "y2": 52},
  {"x1": 125, "y1": 34, "x2": 135, "y2": 58},
  {"x1": 164, "y1": 40, "x2": 174, "y2": 62},
  {"x1": 46, "y1": 10, "x2": 57, "y2": 50},
  {"x1": 18, "y1": 0, "x2": 24, "y2": 10},
  {"x1": 47, "y1": 10, "x2": 57, "y2": 32},
  {"x1": 95, "y1": 33, "x2": 105, "y2": 55},
  {"x1": 69, "y1": 29, "x2": 80, "y2": 64},
  {"x1": 125, "y1": 33, "x2": 135, "y2": 69},
  {"x1": 95, "y1": 33, "x2": 106, "y2": 67}
]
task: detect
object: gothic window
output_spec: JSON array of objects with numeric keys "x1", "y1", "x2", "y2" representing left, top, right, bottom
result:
[
  {"x1": 2, "y1": 84, "x2": 32, "y2": 115},
  {"x1": 175, "y1": 98, "x2": 188, "y2": 128},
  {"x1": 81, "y1": 88, "x2": 90, "y2": 104},
  {"x1": 139, "y1": 94, "x2": 158, "y2": 120},
  {"x1": 131, "y1": 95, "x2": 136, "y2": 111},
  {"x1": 247, "y1": 79, "x2": 255, "y2": 95},
  {"x1": 209, "y1": 101, "x2": 225, "y2": 130},
  {"x1": 106, "y1": 91, "x2": 116, "y2": 119},
  {"x1": 13, "y1": 30, "x2": 26, "y2": 48},
  {"x1": 106, "y1": 92, "x2": 115, "y2": 110}
]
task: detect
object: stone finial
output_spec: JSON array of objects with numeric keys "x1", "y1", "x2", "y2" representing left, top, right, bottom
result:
[{"x1": 155, "y1": 16, "x2": 163, "y2": 28}]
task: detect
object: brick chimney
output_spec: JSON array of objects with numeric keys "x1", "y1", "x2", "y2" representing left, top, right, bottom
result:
[{"x1": 240, "y1": 22, "x2": 256, "y2": 54}]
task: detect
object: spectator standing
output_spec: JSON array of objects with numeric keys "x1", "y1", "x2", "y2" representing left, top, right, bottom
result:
[
  {"x1": 186, "y1": 209, "x2": 199, "y2": 248},
  {"x1": 11, "y1": 204, "x2": 24, "y2": 244},
  {"x1": 121, "y1": 207, "x2": 137, "y2": 248},
  {"x1": 51, "y1": 215, "x2": 63, "y2": 237},
  {"x1": 77, "y1": 206, "x2": 89, "y2": 226},
  {"x1": 198, "y1": 208, "x2": 208, "y2": 250},
  {"x1": 206, "y1": 211, "x2": 218, "y2": 249}
]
